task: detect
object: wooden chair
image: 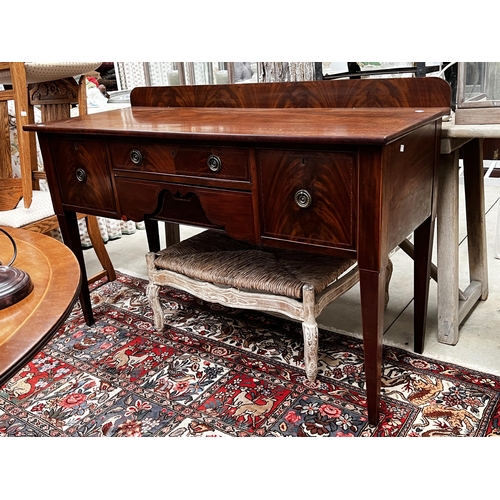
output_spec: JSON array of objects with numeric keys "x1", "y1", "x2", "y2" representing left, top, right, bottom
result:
[
  {"x1": 146, "y1": 229, "x2": 393, "y2": 383},
  {"x1": 0, "y1": 62, "x2": 115, "y2": 284}
]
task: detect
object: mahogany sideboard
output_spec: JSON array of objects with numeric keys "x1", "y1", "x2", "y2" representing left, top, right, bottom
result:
[{"x1": 26, "y1": 78, "x2": 450, "y2": 425}]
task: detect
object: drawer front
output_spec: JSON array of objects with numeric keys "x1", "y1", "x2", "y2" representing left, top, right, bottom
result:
[
  {"x1": 115, "y1": 178, "x2": 257, "y2": 242},
  {"x1": 258, "y1": 149, "x2": 357, "y2": 249},
  {"x1": 49, "y1": 138, "x2": 117, "y2": 214},
  {"x1": 110, "y1": 141, "x2": 250, "y2": 182}
]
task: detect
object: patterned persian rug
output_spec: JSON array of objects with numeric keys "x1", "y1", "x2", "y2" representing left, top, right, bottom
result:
[{"x1": 1, "y1": 272, "x2": 499, "y2": 437}]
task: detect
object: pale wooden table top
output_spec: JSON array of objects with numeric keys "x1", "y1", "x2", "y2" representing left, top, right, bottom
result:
[{"x1": 440, "y1": 114, "x2": 500, "y2": 154}]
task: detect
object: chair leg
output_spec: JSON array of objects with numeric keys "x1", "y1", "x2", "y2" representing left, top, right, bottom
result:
[
  {"x1": 86, "y1": 215, "x2": 116, "y2": 282},
  {"x1": 146, "y1": 252, "x2": 164, "y2": 330},
  {"x1": 0, "y1": 101, "x2": 12, "y2": 178},
  {"x1": 10, "y1": 62, "x2": 37, "y2": 207},
  {"x1": 302, "y1": 284, "x2": 318, "y2": 382}
]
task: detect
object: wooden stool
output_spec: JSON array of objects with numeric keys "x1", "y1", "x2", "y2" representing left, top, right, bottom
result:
[{"x1": 146, "y1": 229, "x2": 363, "y2": 382}]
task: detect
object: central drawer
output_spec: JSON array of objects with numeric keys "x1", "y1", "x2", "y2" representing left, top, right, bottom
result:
[
  {"x1": 110, "y1": 140, "x2": 250, "y2": 183},
  {"x1": 115, "y1": 178, "x2": 258, "y2": 242}
]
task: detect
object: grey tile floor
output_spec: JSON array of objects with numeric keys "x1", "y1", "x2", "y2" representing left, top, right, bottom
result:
[{"x1": 83, "y1": 178, "x2": 500, "y2": 377}]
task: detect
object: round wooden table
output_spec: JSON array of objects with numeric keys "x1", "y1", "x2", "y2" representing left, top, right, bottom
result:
[{"x1": 0, "y1": 227, "x2": 81, "y2": 385}]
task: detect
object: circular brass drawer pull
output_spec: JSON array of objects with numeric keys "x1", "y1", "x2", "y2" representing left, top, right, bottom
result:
[
  {"x1": 294, "y1": 189, "x2": 312, "y2": 208},
  {"x1": 75, "y1": 168, "x2": 87, "y2": 183},
  {"x1": 207, "y1": 155, "x2": 222, "y2": 172},
  {"x1": 130, "y1": 149, "x2": 143, "y2": 165}
]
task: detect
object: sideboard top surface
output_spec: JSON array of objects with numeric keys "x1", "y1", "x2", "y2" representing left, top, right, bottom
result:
[{"x1": 27, "y1": 106, "x2": 448, "y2": 145}]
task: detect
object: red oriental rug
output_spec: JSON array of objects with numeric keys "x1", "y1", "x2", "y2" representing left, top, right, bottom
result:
[{"x1": 1, "y1": 272, "x2": 499, "y2": 437}]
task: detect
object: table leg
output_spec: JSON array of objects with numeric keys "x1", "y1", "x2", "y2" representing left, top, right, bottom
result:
[
  {"x1": 437, "y1": 139, "x2": 488, "y2": 345},
  {"x1": 437, "y1": 150, "x2": 460, "y2": 344},
  {"x1": 58, "y1": 210, "x2": 94, "y2": 326},
  {"x1": 165, "y1": 222, "x2": 181, "y2": 247},
  {"x1": 144, "y1": 219, "x2": 161, "y2": 252},
  {"x1": 413, "y1": 215, "x2": 435, "y2": 354},
  {"x1": 461, "y1": 138, "x2": 489, "y2": 300},
  {"x1": 145, "y1": 220, "x2": 181, "y2": 252},
  {"x1": 359, "y1": 268, "x2": 386, "y2": 426}
]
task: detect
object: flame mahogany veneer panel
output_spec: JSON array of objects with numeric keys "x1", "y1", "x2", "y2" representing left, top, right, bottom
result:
[
  {"x1": 258, "y1": 149, "x2": 357, "y2": 251},
  {"x1": 130, "y1": 79, "x2": 451, "y2": 109}
]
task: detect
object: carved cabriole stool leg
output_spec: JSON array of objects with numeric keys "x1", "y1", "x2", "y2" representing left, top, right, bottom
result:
[
  {"x1": 301, "y1": 284, "x2": 318, "y2": 382},
  {"x1": 147, "y1": 282, "x2": 164, "y2": 331},
  {"x1": 146, "y1": 252, "x2": 164, "y2": 330}
]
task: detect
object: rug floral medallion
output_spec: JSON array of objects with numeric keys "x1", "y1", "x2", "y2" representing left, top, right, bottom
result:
[{"x1": 1, "y1": 273, "x2": 499, "y2": 437}]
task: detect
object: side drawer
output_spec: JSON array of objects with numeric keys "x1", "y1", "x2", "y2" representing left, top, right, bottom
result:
[
  {"x1": 110, "y1": 140, "x2": 250, "y2": 182},
  {"x1": 258, "y1": 149, "x2": 357, "y2": 249},
  {"x1": 49, "y1": 138, "x2": 117, "y2": 214}
]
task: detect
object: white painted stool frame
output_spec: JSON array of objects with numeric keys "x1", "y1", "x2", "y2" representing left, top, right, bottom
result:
[{"x1": 146, "y1": 251, "x2": 360, "y2": 383}]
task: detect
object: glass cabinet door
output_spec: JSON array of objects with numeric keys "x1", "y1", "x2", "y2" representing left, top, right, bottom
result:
[{"x1": 456, "y1": 62, "x2": 500, "y2": 124}]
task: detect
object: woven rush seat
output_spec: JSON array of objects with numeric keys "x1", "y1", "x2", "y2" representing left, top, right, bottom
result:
[
  {"x1": 152, "y1": 230, "x2": 357, "y2": 299},
  {"x1": 146, "y1": 230, "x2": 360, "y2": 383}
]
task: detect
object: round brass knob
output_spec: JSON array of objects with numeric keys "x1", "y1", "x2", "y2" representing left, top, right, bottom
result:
[
  {"x1": 294, "y1": 189, "x2": 312, "y2": 208},
  {"x1": 207, "y1": 155, "x2": 222, "y2": 172},
  {"x1": 75, "y1": 168, "x2": 87, "y2": 183},
  {"x1": 130, "y1": 149, "x2": 143, "y2": 165}
]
